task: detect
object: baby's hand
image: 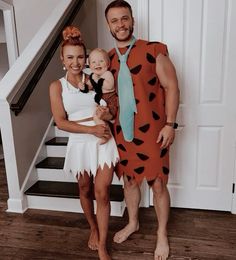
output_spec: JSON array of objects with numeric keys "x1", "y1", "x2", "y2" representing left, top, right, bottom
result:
[
  {"x1": 96, "y1": 106, "x2": 109, "y2": 119},
  {"x1": 92, "y1": 73, "x2": 100, "y2": 82},
  {"x1": 78, "y1": 82, "x2": 85, "y2": 90}
]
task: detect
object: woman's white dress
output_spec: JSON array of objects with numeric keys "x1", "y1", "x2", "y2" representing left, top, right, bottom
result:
[{"x1": 60, "y1": 77, "x2": 119, "y2": 179}]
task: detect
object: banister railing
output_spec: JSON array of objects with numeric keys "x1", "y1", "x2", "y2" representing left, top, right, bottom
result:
[{"x1": 10, "y1": 0, "x2": 85, "y2": 116}]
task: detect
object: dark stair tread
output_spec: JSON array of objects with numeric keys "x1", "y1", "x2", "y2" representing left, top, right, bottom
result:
[
  {"x1": 36, "y1": 157, "x2": 65, "y2": 169},
  {"x1": 25, "y1": 181, "x2": 124, "y2": 201},
  {"x1": 45, "y1": 137, "x2": 68, "y2": 146}
]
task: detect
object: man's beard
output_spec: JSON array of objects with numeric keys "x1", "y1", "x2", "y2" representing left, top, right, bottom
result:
[{"x1": 110, "y1": 26, "x2": 134, "y2": 42}]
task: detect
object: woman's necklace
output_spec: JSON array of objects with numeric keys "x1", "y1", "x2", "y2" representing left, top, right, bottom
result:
[{"x1": 65, "y1": 72, "x2": 86, "y2": 93}]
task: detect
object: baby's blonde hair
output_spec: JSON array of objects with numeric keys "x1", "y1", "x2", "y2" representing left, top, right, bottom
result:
[{"x1": 88, "y1": 48, "x2": 110, "y2": 66}]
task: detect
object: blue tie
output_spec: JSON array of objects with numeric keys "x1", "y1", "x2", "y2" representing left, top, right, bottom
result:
[{"x1": 115, "y1": 36, "x2": 137, "y2": 142}]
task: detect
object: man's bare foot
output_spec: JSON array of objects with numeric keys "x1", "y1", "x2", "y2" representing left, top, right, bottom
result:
[
  {"x1": 88, "y1": 228, "x2": 99, "y2": 250},
  {"x1": 98, "y1": 246, "x2": 111, "y2": 260},
  {"x1": 113, "y1": 222, "x2": 139, "y2": 243},
  {"x1": 154, "y1": 232, "x2": 169, "y2": 260}
]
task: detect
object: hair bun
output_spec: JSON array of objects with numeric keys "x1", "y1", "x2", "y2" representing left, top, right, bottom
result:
[{"x1": 62, "y1": 26, "x2": 82, "y2": 41}]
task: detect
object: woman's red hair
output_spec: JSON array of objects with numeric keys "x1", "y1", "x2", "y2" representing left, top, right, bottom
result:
[{"x1": 61, "y1": 26, "x2": 86, "y2": 58}]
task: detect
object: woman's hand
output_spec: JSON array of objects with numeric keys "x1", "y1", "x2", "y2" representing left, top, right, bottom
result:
[{"x1": 90, "y1": 123, "x2": 111, "y2": 141}]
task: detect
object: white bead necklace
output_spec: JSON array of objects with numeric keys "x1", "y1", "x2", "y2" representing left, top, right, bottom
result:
[{"x1": 65, "y1": 72, "x2": 85, "y2": 93}]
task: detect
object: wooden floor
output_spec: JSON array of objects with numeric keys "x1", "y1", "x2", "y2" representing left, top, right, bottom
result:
[{"x1": 1, "y1": 159, "x2": 236, "y2": 260}]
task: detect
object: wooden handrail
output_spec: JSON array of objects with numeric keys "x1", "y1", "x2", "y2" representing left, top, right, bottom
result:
[{"x1": 10, "y1": 0, "x2": 85, "y2": 116}]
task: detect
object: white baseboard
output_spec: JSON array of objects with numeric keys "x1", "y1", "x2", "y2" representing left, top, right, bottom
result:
[
  {"x1": 6, "y1": 197, "x2": 27, "y2": 213},
  {"x1": 47, "y1": 145, "x2": 66, "y2": 157},
  {"x1": 37, "y1": 168, "x2": 123, "y2": 185},
  {"x1": 55, "y1": 127, "x2": 69, "y2": 137},
  {"x1": 27, "y1": 195, "x2": 126, "y2": 217}
]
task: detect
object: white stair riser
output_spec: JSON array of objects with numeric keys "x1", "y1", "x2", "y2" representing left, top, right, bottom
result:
[
  {"x1": 47, "y1": 145, "x2": 66, "y2": 157},
  {"x1": 37, "y1": 168, "x2": 123, "y2": 185},
  {"x1": 27, "y1": 195, "x2": 125, "y2": 217},
  {"x1": 55, "y1": 127, "x2": 69, "y2": 137}
]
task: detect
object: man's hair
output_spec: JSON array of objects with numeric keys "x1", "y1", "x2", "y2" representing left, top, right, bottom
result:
[{"x1": 105, "y1": 0, "x2": 133, "y2": 20}]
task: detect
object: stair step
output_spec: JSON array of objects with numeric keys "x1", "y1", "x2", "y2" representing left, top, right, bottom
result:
[
  {"x1": 45, "y1": 138, "x2": 67, "y2": 157},
  {"x1": 37, "y1": 168, "x2": 122, "y2": 184},
  {"x1": 36, "y1": 157, "x2": 65, "y2": 169},
  {"x1": 55, "y1": 127, "x2": 69, "y2": 137},
  {"x1": 25, "y1": 181, "x2": 124, "y2": 201},
  {"x1": 45, "y1": 137, "x2": 68, "y2": 146},
  {"x1": 26, "y1": 194, "x2": 125, "y2": 216},
  {"x1": 36, "y1": 157, "x2": 123, "y2": 185}
]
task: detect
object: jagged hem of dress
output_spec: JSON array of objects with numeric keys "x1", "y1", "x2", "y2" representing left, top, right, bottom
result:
[{"x1": 63, "y1": 141, "x2": 119, "y2": 179}]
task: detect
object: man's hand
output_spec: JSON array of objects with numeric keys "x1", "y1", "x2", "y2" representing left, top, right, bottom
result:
[
  {"x1": 156, "y1": 126, "x2": 175, "y2": 149},
  {"x1": 91, "y1": 123, "x2": 111, "y2": 142}
]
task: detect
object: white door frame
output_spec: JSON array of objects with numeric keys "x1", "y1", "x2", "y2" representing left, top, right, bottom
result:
[
  {"x1": 0, "y1": 0, "x2": 18, "y2": 67},
  {"x1": 136, "y1": 0, "x2": 150, "y2": 208},
  {"x1": 232, "y1": 144, "x2": 236, "y2": 214}
]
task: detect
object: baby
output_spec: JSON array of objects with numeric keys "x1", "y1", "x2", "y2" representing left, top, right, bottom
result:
[{"x1": 88, "y1": 48, "x2": 118, "y2": 144}]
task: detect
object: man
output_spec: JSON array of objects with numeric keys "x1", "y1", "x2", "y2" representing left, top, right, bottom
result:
[{"x1": 105, "y1": 1, "x2": 179, "y2": 259}]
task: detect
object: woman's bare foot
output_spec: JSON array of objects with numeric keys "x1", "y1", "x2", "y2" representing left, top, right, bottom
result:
[
  {"x1": 98, "y1": 246, "x2": 111, "y2": 260},
  {"x1": 88, "y1": 228, "x2": 99, "y2": 250},
  {"x1": 113, "y1": 222, "x2": 139, "y2": 243},
  {"x1": 154, "y1": 231, "x2": 169, "y2": 260}
]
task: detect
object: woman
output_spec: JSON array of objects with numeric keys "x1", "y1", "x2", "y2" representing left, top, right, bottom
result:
[{"x1": 49, "y1": 26, "x2": 119, "y2": 260}]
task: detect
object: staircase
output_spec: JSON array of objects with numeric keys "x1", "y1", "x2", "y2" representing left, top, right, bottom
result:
[{"x1": 25, "y1": 124, "x2": 125, "y2": 216}]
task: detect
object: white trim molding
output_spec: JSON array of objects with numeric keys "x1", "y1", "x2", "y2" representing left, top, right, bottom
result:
[
  {"x1": 137, "y1": 0, "x2": 149, "y2": 40},
  {"x1": 3, "y1": 8, "x2": 19, "y2": 66},
  {"x1": 7, "y1": 197, "x2": 28, "y2": 213},
  {"x1": 231, "y1": 142, "x2": 236, "y2": 214},
  {"x1": 0, "y1": 0, "x2": 11, "y2": 10},
  {"x1": 0, "y1": 100, "x2": 22, "y2": 212},
  {"x1": 136, "y1": 0, "x2": 149, "y2": 207},
  {"x1": 0, "y1": 0, "x2": 19, "y2": 67}
]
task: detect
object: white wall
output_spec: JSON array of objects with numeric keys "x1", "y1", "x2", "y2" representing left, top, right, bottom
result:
[
  {"x1": 13, "y1": 0, "x2": 61, "y2": 53},
  {"x1": 73, "y1": 0, "x2": 98, "y2": 51},
  {"x1": 0, "y1": 11, "x2": 5, "y2": 43},
  {"x1": 0, "y1": 10, "x2": 8, "y2": 80},
  {"x1": 2, "y1": 0, "x2": 12, "y2": 4},
  {"x1": 0, "y1": 43, "x2": 9, "y2": 79}
]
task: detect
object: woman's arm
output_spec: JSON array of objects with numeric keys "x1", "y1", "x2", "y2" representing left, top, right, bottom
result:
[{"x1": 49, "y1": 80, "x2": 110, "y2": 138}]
